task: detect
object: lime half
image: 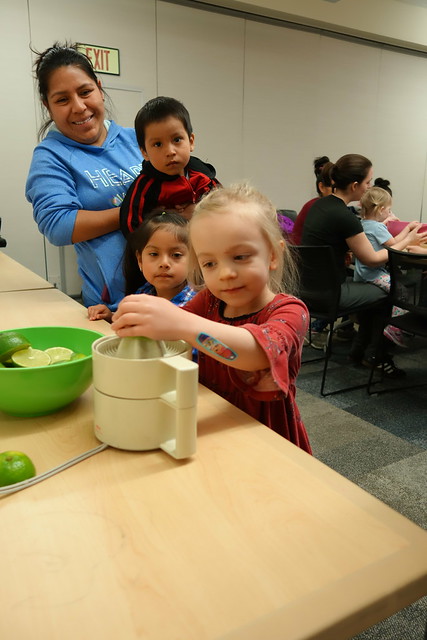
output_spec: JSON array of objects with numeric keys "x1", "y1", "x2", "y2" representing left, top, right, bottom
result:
[
  {"x1": 11, "y1": 347, "x2": 52, "y2": 368},
  {"x1": 0, "y1": 331, "x2": 31, "y2": 363},
  {"x1": 44, "y1": 346, "x2": 74, "y2": 364}
]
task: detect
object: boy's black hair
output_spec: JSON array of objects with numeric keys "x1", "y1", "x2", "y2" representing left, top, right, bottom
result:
[{"x1": 134, "y1": 96, "x2": 193, "y2": 151}]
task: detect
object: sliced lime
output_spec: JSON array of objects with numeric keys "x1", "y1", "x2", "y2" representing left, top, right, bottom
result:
[
  {"x1": 44, "y1": 346, "x2": 74, "y2": 364},
  {"x1": 11, "y1": 348, "x2": 52, "y2": 368}
]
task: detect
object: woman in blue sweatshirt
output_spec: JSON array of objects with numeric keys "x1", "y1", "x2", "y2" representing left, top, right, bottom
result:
[{"x1": 26, "y1": 42, "x2": 142, "y2": 310}]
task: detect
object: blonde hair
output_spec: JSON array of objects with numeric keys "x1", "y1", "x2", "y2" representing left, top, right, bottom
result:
[
  {"x1": 360, "y1": 186, "x2": 392, "y2": 220},
  {"x1": 188, "y1": 182, "x2": 298, "y2": 295}
]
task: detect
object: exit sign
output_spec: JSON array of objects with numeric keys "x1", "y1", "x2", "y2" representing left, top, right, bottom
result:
[{"x1": 77, "y1": 43, "x2": 120, "y2": 75}]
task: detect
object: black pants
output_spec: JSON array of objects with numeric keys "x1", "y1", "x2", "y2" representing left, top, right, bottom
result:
[{"x1": 338, "y1": 280, "x2": 390, "y2": 361}]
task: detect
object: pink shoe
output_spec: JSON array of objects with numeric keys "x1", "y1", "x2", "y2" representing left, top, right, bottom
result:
[{"x1": 383, "y1": 325, "x2": 408, "y2": 348}]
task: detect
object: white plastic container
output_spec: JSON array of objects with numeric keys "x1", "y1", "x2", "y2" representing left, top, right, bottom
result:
[{"x1": 92, "y1": 336, "x2": 198, "y2": 459}]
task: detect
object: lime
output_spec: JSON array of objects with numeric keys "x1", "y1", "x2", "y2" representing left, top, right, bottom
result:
[
  {"x1": 0, "y1": 331, "x2": 31, "y2": 363},
  {"x1": 71, "y1": 352, "x2": 87, "y2": 361},
  {"x1": 44, "y1": 346, "x2": 74, "y2": 364},
  {"x1": 0, "y1": 451, "x2": 36, "y2": 486},
  {"x1": 11, "y1": 347, "x2": 51, "y2": 368}
]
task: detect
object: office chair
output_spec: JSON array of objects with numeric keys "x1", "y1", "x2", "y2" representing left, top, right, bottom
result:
[
  {"x1": 367, "y1": 247, "x2": 427, "y2": 394},
  {"x1": 0, "y1": 218, "x2": 6, "y2": 248},
  {"x1": 291, "y1": 245, "x2": 385, "y2": 396},
  {"x1": 277, "y1": 209, "x2": 297, "y2": 222}
]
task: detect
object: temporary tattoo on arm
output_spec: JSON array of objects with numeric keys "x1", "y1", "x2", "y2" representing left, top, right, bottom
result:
[{"x1": 196, "y1": 333, "x2": 237, "y2": 361}]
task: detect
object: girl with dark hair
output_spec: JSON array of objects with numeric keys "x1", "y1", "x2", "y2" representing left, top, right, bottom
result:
[
  {"x1": 26, "y1": 42, "x2": 142, "y2": 312},
  {"x1": 88, "y1": 209, "x2": 196, "y2": 322},
  {"x1": 301, "y1": 154, "x2": 426, "y2": 377}
]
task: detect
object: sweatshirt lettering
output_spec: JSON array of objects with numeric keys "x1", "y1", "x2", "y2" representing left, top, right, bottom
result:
[{"x1": 84, "y1": 164, "x2": 142, "y2": 189}]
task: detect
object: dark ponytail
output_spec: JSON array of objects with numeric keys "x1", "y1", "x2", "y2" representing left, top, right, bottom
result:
[
  {"x1": 374, "y1": 177, "x2": 392, "y2": 196},
  {"x1": 313, "y1": 155, "x2": 330, "y2": 177}
]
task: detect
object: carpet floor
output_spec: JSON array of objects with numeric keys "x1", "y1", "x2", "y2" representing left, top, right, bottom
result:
[{"x1": 296, "y1": 335, "x2": 427, "y2": 640}]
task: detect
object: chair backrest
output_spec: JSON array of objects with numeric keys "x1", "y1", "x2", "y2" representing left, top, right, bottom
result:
[
  {"x1": 277, "y1": 209, "x2": 297, "y2": 222},
  {"x1": 290, "y1": 245, "x2": 341, "y2": 319},
  {"x1": 0, "y1": 217, "x2": 6, "y2": 248},
  {"x1": 388, "y1": 247, "x2": 427, "y2": 317}
]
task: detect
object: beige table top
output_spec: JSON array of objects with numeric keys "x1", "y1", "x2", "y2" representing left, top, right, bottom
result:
[
  {"x1": 1, "y1": 286, "x2": 427, "y2": 640},
  {"x1": 0, "y1": 251, "x2": 54, "y2": 292},
  {"x1": 0, "y1": 286, "x2": 114, "y2": 333}
]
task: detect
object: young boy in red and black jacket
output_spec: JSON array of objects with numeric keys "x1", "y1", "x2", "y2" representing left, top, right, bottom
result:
[{"x1": 120, "y1": 96, "x2": 221, "y2": 237}]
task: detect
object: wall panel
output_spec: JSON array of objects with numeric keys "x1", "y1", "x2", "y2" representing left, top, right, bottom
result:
[
  {"x1": 372, "y1": 48, "x2": 427, "y2": 220},
  {"x1": 0, "y1": 1, "x2": 46, "y2": 276},
  {"x1": 157, "y1": 1, "x2": 245, "y2": 182}
]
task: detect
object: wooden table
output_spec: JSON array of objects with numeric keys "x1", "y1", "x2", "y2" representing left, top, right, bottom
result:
[
  {"x1": 0, "y1": 287, "x2": 113, "y2": 332},
  {"x1": 0, "y1": 251, "x2": 54, "y2": 292},
  {"x1": 1, "y1": 280, "x2": 427, "y2": 640}
]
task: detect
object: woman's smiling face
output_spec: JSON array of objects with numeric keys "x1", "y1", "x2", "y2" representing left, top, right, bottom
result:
[{"x1": 44, "y1": 65, "x2": 106, "y2": 146}]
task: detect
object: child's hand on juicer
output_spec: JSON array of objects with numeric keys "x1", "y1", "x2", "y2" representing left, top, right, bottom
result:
[{"x1": 111, "y1": 294, "x2": 190, "y2": 340}]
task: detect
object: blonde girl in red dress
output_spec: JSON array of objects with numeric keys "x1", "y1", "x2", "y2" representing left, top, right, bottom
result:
[{"x1": 112, "y1": 183, "x2": 311, "y2": 453}]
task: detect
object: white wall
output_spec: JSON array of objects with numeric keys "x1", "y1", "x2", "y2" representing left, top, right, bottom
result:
[
  {"x1": 195, "y1": 0, "x2": 427, "y2": 52},
  {"x1": 0, "y1": 2, "x2": 45, "y2": 277},
  {"x1": 1, "y1": 0, "x2": 427, "y2": 295}
]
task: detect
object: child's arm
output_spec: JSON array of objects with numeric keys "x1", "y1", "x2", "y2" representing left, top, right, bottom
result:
[
  {"x1": 88, "y1": 304, "x2": 113, "y2": 322},
  {"x1": 384, "y1": 224, "x2": 427, "y2": 250},
  {"x1": 174, "y1": 203, "x2": 196, "y2": 220},
  {"x1": 385, "y1": 221, "x2": 420, "y2": 245},
  {"x1": 111, "y1": 294, "x2": 269, "y2": 371},
  {"x1": 406, "y1": 244, "x2": 427, "y2": 254}
]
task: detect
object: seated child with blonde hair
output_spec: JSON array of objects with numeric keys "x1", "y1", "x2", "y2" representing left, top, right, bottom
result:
[{"x1": 354, "y1": 186, "x2": 427, "y2": 346}]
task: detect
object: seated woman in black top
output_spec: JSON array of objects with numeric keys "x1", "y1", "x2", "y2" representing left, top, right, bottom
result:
[{"x1": 301, "y1": 153, "x2": 417, "y2": 378}]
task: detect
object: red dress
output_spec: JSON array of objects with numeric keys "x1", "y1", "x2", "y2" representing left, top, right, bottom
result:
[{"x1": 184, "y1": 290, "x2": 312, "y2": 454}]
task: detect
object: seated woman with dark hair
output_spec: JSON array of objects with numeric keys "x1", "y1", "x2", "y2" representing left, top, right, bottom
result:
[{"x1": 301, "y1": 154, "x2": 424, "y2": 378}]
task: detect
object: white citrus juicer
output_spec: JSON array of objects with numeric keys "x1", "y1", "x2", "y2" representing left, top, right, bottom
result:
[{"x1": 91, "y1": 336, "x2": 198, "y2": 459}]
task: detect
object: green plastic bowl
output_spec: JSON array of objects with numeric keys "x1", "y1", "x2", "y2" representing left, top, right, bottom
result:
[{"x1": 0, "y1": 326, "x2": 105, "y2": 417}]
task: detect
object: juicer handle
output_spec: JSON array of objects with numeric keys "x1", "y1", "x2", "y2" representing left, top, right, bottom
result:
[{"x1": 159, "y1": 356, "x2": 198, "y2": 459}]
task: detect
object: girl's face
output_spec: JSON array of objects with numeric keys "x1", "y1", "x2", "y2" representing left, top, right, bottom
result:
[
  {"x1": 137, "y1": 227, "x2": 189, "y2": 300},
  {"x1": 44, "y1": 65, "x2": 106, "y2": 146},
  {"x1": 190, "y1": 202, "x2": 278, "y2": 317},
  {"x1": 376, "y1": 203, "x2": 392, "y2": 222}
]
